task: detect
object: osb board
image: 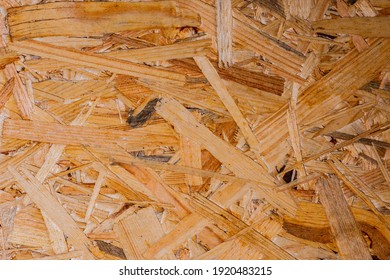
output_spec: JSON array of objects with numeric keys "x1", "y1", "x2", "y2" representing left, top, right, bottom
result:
[{"x1": 0, "y1": 0, "x2": 389, "y2": 260}]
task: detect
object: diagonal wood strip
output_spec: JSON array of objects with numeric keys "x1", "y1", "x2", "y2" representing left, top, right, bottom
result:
[
  {"x1": 86, "y1": 145, "x2": 191, "y2": 219},
  {"x1": 180, "y1": 135, "x2": 203, "y2": 191},
  {"x1": 279, "y1": 121, "x2": 390, "y2": 177},
  {"x1": 0, "y1": 78, "x2": 15, "y2": 109},
  {"x1": 336, "y1": 0, "x2": 369, "y2": 52},
  {"x1": 371, "y1": 145, "x2": 390, "y2": 187},
  {"x1": 276, "y1": 173, "x2": 323, "y2": 192},
  {"x1": 0, "y1": 143, "x2": 45, "y2": 177},
  {"x1": 110, "y1": 156, "x2": 259, "y2": 184},
  {"x1": 155, "y1": 97, "x2": 297, "y2": 216},
  {"x1": 255, "y1": 39, "x2": 390, "y2": 167},
  {"x1": 143, "y1": 180, "x2": 249, "y2": 259},
  {"x1": 7, "y1": 166, "x2": 95, "y2": 259},
  {"x1": 190, "y1": 192, "x2": 295, "y2": 259},
  {"x1": 85, "y1": 171, "x2": 107, "y2": 222},
  {"x1": 3, "y1": 64, "x2": 34, "y2": 120},
  {"x1": 114, "y1": 207, "x2": 175, "y2": 260},
  {"x1": 327, "y1": 158, "x2": 390, "y2": 228},
  {"x1": 194, "y1": 56, "x2": 269, "y2": 170},
  {"x1": 324, "y1": 131, "x2": 390, "y2": 149}
]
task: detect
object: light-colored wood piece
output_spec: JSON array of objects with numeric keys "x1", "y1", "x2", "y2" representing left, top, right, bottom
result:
[
  {"x1": 328, "y1": 156, "x2": 388, "y2": 210},
  {"x1": 176, "y1": 0, "x2": 305, "y2": 78},
  {"x1": 371, "y1": 145, "x2": 390, "y2": 187},
  {"x1": 8, "y1": 166, "x2": 95, "y2": 259},
  {"x1": 180, "y1": 136, "x2": 203, "y2": 191},
  {"x1": 255, "y1": 39, "x2": 390, "y2": 167},
  {"x1": 276, "y1": 173, "x2": 323, "y2": 192},
  {"x1": 86, "y1": 145, "x2": 190, "y2": 219},
  {"x1": 194, "y1": 56, "x2": 269, "y2": 169},
  {"x1": 111, "y1": 155, "x2": 249, "y2": 185},
  {"x1": 9, "y1": 40, "x2": 187, "y2": 84},
  {"x1": 317, "y1": 176, "x2": 372, "y2": 260},
  {"x1": 36, "y1": 250, "x2": 83, "y2": 260},
  {"x1": 156, "y1": 97, "x2": 297, "y2": 216},
  {"x1": 0, "y1": 143, "x2": 44, "y2": 177},
  {"x1": 3, "y1": 64, "x2": 33, "y2": 120},
  {"x1": 143, "y1": 180, "x2": 249, "y2": 259},
  {"x1": 196, "y1": 231, "x2": 265, "y2": 260},
  {"x1": 216, "y1": 0, "x2": 233, "y2": 67},
  {"x1": 109, "y1": 39, "x2": 212, "y2": 63},
  {"x1": 313, "y1": 17, "x2": 390, "y2": 38},
  {"x1": 0, "y1": 78, "x2": 14, "y2": 109},
  {"x1": 119, "y1": 163, "x2": 190, "y2": 219},
  {"x1": 190, "y1": 193, "x2": 294, "y2": 259},
  {"x1": 336, "y1": 0, "x2": 369, "y2": 52},
  {"x1": 3, "y1": 119, "x2": 178, "y2": 149},
  {"x1": 85, "y1": 171, "x2": 107, "y2": 222},
  {"x1": 286, "y1": 83, "x2": 307, "y2": 186},
  {"x1": 143, "y1": 212, "x2": 209, "y2": 259},
  {"x1": 327, "y1": 159, "x2": 389, "y2": 228},
  {"x1": 114, "y1": 207, "x2": 174, "y2": 260},
  {"x1": 41, "y1": 212, "x2": 68, "y2": 255},
  {"x1": 280, "y1": 121, "x2": 390, "y2": 176},
  {"x1": 7, "y1": 2, "x2": 200, "y2": 39}
]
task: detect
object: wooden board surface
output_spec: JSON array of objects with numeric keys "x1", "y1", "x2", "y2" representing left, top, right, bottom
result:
[{"x1": 0, "y1": 0, "x2": 389, "y2": 260}]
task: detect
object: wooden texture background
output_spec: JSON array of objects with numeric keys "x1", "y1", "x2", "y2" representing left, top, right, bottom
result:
[{"x1": 0, "y1": 0, "x2": 389, "y2": 260}]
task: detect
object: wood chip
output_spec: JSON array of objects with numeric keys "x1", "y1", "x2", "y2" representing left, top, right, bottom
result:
[
  {"x1": 317, "y1": 176, "x2": 372, "y2": 260},
  {"x1": 313, "y1": 17, "x2": 390, "y2": 38},
  {"x1": 216, "y1": 0, "x2": 233, "y2": 67},
  {"x1": 8, "y1": 2, "x2": 200, "y2": 40}
]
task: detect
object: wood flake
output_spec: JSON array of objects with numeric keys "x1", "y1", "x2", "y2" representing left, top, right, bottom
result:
[
  {"x1": 8, "y1": 2, "x2": 200, "y2": 40},
  {"x1": 317, "y1": 176, "x2": 372, "y2": 260}
]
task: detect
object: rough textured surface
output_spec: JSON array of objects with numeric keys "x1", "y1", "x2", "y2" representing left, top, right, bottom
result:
[{"x1": 0, "y1": 0, "x2": 389, "y2": 260}]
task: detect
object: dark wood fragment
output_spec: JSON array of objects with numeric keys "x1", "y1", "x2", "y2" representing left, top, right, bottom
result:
[
  {"x1": 126, "y1": 98, "x2": 160, "y2": 128},
  {"x1": 95, "y1": 240, "x2": 127, "y2": 259},
  {"x1": 283, "y1": 222, "x2": 333, "y2": 244},
  {"x1": 130, "y1": 151, "x2": 172, "y2": 162}
]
